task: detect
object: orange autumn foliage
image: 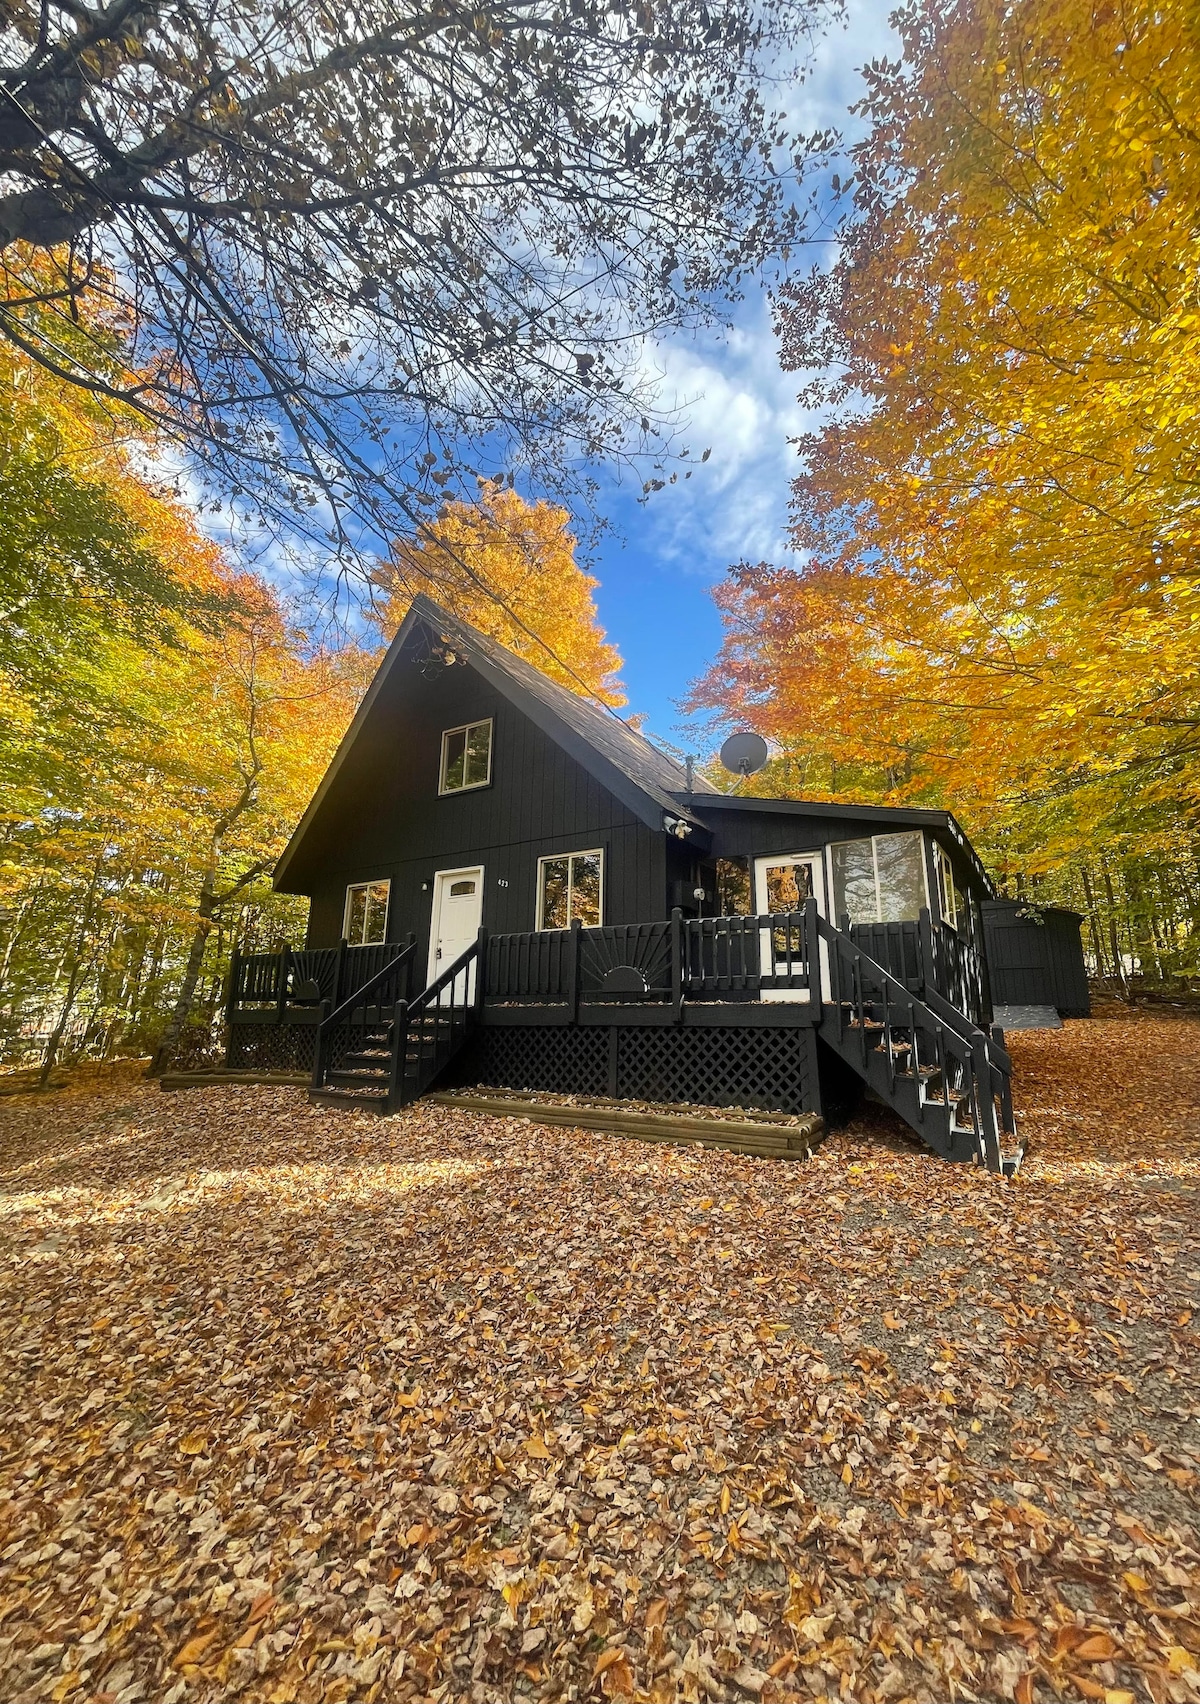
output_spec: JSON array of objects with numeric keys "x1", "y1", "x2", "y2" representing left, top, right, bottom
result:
[{"x1": 374, "y1": 483, "x2": 625, "y2": 706}]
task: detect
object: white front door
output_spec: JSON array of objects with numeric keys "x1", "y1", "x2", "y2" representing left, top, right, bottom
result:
[
  {"x1": 428, "y1": 866, "x2": 484, "y2": 996},
  {"x1": 753, "y1": 852, "x2": 826, "y2": 1003}
]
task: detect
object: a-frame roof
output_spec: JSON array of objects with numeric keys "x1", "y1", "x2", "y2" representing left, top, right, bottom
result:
[{"x1": 273, "y1": 594, "x2": 716, "y2": 889}]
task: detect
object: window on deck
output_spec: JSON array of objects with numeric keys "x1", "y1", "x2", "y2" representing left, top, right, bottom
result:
[
  {"x1": 537, "y1": 850, "x2": 603, "y2": 929},
  {"x1": 344, "y1": 879, "x2": 390, "y2": 944},
  {"x1": 716, "y1": 857, "x2": 753, "y2": 915},
  {"x1": 440, "y1": 718, "x2": 492, "y2": 793},
  {"x1": 830, "y1": 832, "x2": 927, "y2": 926}
]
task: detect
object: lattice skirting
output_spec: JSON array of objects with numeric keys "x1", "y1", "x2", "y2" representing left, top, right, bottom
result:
[
  {"x1": 451, "y1": 1025, "x2": 822, "y2": 1116},
  {"x1": 225, "y1": 1023, "x2": 318, "y2": 1076}
]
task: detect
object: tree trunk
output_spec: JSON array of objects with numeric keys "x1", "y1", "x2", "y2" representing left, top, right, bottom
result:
[
  {"x1": 1101, "y1": 863, "x2": 1130, "y2": 998},
  {"x1": 1079, "y1": 865, "x2": 1108, "y2": 979},
  {"x1": 149, "y1": 885, "x2": 217, "y2": 1076}
]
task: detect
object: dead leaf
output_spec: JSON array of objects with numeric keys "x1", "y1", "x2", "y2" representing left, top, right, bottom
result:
[
  {"x1": 1075, "y1": 1633, "x2": 1121, "y2": 1662},
  {"x1": 174, "y1": 1627, "x2": 220, "y2": 1666}
]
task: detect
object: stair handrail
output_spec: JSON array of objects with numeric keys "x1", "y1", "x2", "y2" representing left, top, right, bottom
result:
[
  {"x1": 390, "y1": 934, "x2": 484, "y2": 1110},
  {"x1": 319, "y1": 938, "x2": 416, "y2": 1030},
  {"x1": 815, "y1": 913, "x2": 1014, "y2": 1173},
  {"x1": 312, "y1": 939, "x2": 416, "y2": 1093},
  {"x1": 406, "y1": 935, "x2": 481, "y2": 1014}
]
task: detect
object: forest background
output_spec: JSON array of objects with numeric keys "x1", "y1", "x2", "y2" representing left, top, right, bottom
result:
[{"x1": 2, "y1": 0, "x2": 1197, "y2": 1079}]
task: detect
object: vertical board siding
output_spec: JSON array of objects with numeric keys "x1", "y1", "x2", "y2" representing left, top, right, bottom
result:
[
  {"x1": 981, "y1": 903, "x2": 1090, "y2": 1017},
  {"x1": 299, "y1": 663, "x2": 664, "y2": 965}
]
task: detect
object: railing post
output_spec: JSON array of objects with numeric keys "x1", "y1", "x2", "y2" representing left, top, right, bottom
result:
[
  {"x1": 311, "y1": 998, "x2": 331, "y2": 1091},
  {"x1": 387, "y1": 1000, "x2": 408, "y2": 1111},
  {"x1": 475, "y1": 929, "x2": 487, "y2": 1015},
  {"x1": 335, "y1": 937, "x2": 348, "y2": 1007},
  {"x1": 670, "y1": 907, "x2": 683, "y2": 1022},
  {"x1": 225, "y1": 947, "x2": 242, "y2": 1027},
  {"x1": 971, "y1": 1031, "x2": 1001, "y2": 1172},
  {"x1": 804, "y1": 898, "x2": 823, "y2": 1022},
  {"x1": 275, "y1": 945, "x2": 291, "y2": 1026},
  {"x1": 404, "y1": 932, "x2": 416, "y2": 1000},
  {"x1": 568, "y1": 918, "x2": 581, "y2": 1023},
  {"x1": 918, "y1": 906, "x2": 936, "y2": 1002}
]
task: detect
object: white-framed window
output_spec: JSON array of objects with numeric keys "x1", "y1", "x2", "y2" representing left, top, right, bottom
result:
[
  {"x1": 343, "y1": 879, "x2": 390, "y2": 944},
  {"x1": 439, "y1": 718, "x2": 493, "y2": 793},
  {"x1": 536, "y1": 849, "x2": 604, "y2": 929},
  {"x1": 829, "y1": 831, "x2": 928, "y2": 926},
  {"x1": 932, "y1": 842, "x2": 959, "y2": 930}
]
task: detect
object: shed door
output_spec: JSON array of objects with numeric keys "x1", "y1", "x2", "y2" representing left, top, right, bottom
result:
[
  {"x1": 753, "y1": 852, "x2": 826, "y2": 1003},
  {"x1": 428, "y1": 866, "x2": 484, "y2": 996}
]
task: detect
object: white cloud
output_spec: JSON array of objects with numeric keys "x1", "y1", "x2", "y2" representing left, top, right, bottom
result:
[
  {"x1": 606, "y1": 0, "x2": 902, "y2": 578},
  {"x1": 626, "y1": 304, "x2": 820, "y2": 571}
]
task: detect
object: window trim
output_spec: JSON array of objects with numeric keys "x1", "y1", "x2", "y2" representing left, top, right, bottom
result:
[
  {"x1": 536, "y1": 848, "x2": 605, "y2": 930},
  {"x1": 342, "y1": 878, "x2": 391, "y2": 945},
  {"x1": 438, "y1": 717, "x2": 494, "y2": 795}
]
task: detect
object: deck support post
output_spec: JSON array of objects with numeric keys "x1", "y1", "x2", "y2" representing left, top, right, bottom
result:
[{"x1": 311, "y1": 998, "x2": 331, "y2": 1090}]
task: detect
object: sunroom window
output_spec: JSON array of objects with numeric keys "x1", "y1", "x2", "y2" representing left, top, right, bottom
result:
[
  {"x1": 537, "y1": 850, "x2": 603, "y2": 929},
  {"x1": 830, "y1": 832, "x2": 927, "y2": 926},
  {"x1": 933, "y1": 842, "x2": 959, "y2": 930},
  {"x1": 344, "y1": 879, "x2": 390, "y2": 945},
  {"x1": 440, "y1": 718, "x2": 492, "y2": 793}
]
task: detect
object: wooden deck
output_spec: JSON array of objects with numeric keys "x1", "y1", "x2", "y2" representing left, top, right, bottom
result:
[{"x1": 223, "y1": 904, "x2": 1019, "y2": 1173}]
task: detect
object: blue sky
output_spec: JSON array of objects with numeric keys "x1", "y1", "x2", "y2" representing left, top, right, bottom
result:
[{"x1": 583, "y1": 0, "x2": 899, "y2": 752}]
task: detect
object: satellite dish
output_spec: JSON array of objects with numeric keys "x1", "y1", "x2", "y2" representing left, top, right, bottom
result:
[{"x1": 719, "y1": 732, "x2": 768, "y2": 777}]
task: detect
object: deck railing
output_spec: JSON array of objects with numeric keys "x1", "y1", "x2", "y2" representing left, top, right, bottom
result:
[
  {"x1": 228, "y1": 905, "x2": 990, "y2": 1024},
  {"x1": 479, "y1": 908, "x2": 812, "y2": 1008},
  {"x1": 227, "y1": 937, "x2": 416, "y2": 1022},
  {"x1": 485, "y1": 929, "x2": 573, "y2": 1004}
]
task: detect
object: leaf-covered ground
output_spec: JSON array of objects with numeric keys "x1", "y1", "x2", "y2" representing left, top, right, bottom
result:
[{"x1": 0, "y1": 1011, "x2": 1197, "y2": 1704}]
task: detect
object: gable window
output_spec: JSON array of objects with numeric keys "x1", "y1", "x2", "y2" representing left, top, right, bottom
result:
[
  {"x1": 344, "y1": 879, "x2": 390, "y2": 944},
  {"x1": 830, "y1": 832, "x2": 927, "y2": 926},
  {"x1": 440, "y1": 718, "x2": 492, "y2": 793},
  {"x1": 537, "y1": 850, "x2": 603, "y2": 929}
]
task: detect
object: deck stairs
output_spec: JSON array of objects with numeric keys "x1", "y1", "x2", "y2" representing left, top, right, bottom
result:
[
  {"x1": 308, "y1": 938, "x2": 481, "y2": 1116},
  {"x1": 310, "y1": 1010, "x2": 465, "y2": 1113},
  {"x1": 813, "y1": 913, "x2": 1021, "y2": 1175}
]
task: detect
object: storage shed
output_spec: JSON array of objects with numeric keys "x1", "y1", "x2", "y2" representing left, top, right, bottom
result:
[{"x1": 981, "y1": 902, "x2": 1091, "y2": 1018}]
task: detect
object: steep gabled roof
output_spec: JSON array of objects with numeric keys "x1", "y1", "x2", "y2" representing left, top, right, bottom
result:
[{"x1": 274, "y1": 594, "x2": 715, "y2": 889}]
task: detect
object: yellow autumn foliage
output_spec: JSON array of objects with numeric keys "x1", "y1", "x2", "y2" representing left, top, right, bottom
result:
[{"x1": 693, "y1": 0, "x2": 1200, "y2": 975}]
